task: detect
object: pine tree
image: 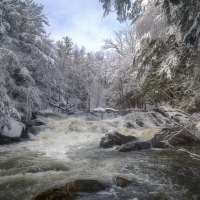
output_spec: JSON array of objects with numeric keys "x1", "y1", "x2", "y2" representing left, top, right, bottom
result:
[{"x1": 0, "y1": 0, "x2": 65, "y2": 126}]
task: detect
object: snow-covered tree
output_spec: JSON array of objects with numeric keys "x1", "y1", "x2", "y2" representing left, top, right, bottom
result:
[
  {"x1": 101, "y1": 25, "x2": 139, "y2": 108},
  {"x1": 0, "y1": 0, "x2": 65, "y2": 126},
  {"x1": 99, "y1": 0, "x2": 200, "y2": 111}
]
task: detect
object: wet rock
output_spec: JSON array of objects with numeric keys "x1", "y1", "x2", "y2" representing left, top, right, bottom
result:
[
  {"x1": 62, "y1": 180, "x2": 105, "y2": 192},
  {"x1": 115, "y1": 178, "x2": 153, "y2": 195},
  {"x1": 171, "y1": 116, "x2": 182, "y2": 124},
  {"x1": 152, "y1": 126, "x2": 200, "y2": 148},
  {"x1": 125, "y1": 122, "x2": 135, "y2": 128},
  {"x1": 20, "y1": 127, "x2": 29, "y2": 139},
  {"x1": 25, "y1": 120, "x2": 46, "y2": 127},
  {"x1": 21, "y1": 120, "x2": 46, "y2": 138},
  {"x1": 150, "y1": 113, "x2": 163, "y2": 125},
  {"x1": 117, "y1": 141, "x2": 151, "y2": 152},
  {"x1": 115, "y1": 177, "x2": 132, "y2": 187},
  {"x1": 100, "y1": 130, "x2": 137, "y2": 148},
  {"x1": 187, "y1": 104, "x2": 200, "y2": 113},
  {"x1": 28, "y1": 126, "x2": 44, "y2": 135},
  {"x1": 136, "y1": 119, "x2": 144, "y2": 127},
  {"x1": 152, "y1": 108, "x2": 168, "y2": 117},
  {"x1": 0, "y1": 135, "x2": 21, "y2": 145},
  {"x1": 30, "y1": 180, "x2": 105, "y2": 200},
  {"x1": 21, "y1": 125, "x2": 45, "y2": 138}
]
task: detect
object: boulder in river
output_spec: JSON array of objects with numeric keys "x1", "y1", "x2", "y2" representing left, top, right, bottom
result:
[
  {"x1": 125, "y1": 122, "x2": 135, "y2": 128},
  {"x1": 0, "y1": 135, "x2": 21, "y2": 145},
  {"x1": 30, "y1": 179, "x2": 105, "y2": 200},
  {"x1": 0, "y1": 119, "x2": 24, "y2": 145},
  {"x1": 117, "y1": 141, "x2": 151, "y2": 152},
  {"x1": 0, "y1": 118, "x2": 46, "y2": 144},
  {"x1": 151, "y1": 126, "x2": 200, "y2": 148},
  {"x1": 21, "y1": 119, "x2": 46, "y2": 138},
  {"x1": 136, "y1": 119, "x2": 144, "y2": 127},
  {"x1": 100, "y1": 130, "x2": 137, "y2": 148},
  {"x1": 115, "y1": 177, "x2": 132, "y2": 187},
  {"x1": 25, "y1": 120, "x2": 46, "y2": 127}
]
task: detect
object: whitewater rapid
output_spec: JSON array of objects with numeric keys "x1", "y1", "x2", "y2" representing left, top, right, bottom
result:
[{"x1": 0, "y1": 112, "x2": 200, "y2": 199}]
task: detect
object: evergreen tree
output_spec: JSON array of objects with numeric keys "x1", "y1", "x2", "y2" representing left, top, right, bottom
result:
[{"x1": 0, "y1": 0, "x2": 65, "y2": 126}]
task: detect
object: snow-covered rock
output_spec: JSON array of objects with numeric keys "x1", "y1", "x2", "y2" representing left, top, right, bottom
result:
[
  {"x1": 93, "y1": 107, "x2": 106, "y2": 112},
  {"x1": 2, "y1": 118, "x2": 24, "y2": 137},
  {"x1": 93, "y1": 107, "x2": 119, "y2": 112}
]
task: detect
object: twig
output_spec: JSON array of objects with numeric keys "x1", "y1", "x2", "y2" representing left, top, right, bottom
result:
[
  {"x1": 112, "y1": 192, "x2": 120, "y2": 200},
  {"x1": 49, "y1": 102, "x2": 67, "y2": 112}
]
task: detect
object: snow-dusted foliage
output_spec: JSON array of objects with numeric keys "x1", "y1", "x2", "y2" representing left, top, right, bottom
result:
[
  {"x1": 55, "y1": 39, "x2": 109, "y2": 111},
  {"x1": 100, "y1": 0, "x2": 200, "y2": 111},
  {"x1": 0, "y1": 0, "x2": 65, "y2": 127}
]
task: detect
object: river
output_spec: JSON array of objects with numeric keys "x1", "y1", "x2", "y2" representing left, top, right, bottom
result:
[{"x1": 0, "y1": 112, "x2": 200, "y2": 200}]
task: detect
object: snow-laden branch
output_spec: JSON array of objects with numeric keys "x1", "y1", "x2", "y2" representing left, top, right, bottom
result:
[
  {"x1": 179, "y1": 147, "x2": 200, "y2": 161},
  {"x1": 183, "y1": 12, "x2": 200, "y2": 43}
]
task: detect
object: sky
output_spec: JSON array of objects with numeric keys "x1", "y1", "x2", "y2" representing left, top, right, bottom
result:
[{"x1": 33, "y1": 0, "x2": 124, "y2": 51}]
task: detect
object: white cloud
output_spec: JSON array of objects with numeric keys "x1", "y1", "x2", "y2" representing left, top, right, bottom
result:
[{"x1": 34, "y1": 0, "x2": 122, "y2": 51}]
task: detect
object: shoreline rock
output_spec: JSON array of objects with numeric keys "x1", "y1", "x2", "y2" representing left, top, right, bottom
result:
[
  {"x1": 0, "y1": 135, "x2": 21, "y2": 145},
  {"x1": 30, "y1": 180, "x2": 105, "y2": 200},
  {"x1": 151, "y1": 127, "x2": 200, "y2": 148},
  {"x1": 21, "y1": 119, "x2": 46, "y2": 138},
  {"x1": 0, "y1": 116, "x2": 46, "y2": 145},
  {"x1": 115, "y1": 177, "x2": 132, "y2": 187}
]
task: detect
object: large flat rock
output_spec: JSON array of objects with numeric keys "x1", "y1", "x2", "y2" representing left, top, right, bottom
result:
[{"x1": 31, "y1": 180, "x2": 105, "y2": 200}]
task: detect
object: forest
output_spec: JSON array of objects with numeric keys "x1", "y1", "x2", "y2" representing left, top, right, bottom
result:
[{"x1": 1, "y1": 0, "x2": 200, "y2": 129}]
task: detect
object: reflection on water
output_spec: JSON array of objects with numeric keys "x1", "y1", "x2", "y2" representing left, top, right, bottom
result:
[{"x1": 0, "y1": 115, "x2": 200, "y2": 200}]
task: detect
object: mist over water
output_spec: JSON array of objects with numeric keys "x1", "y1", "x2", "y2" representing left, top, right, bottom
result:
[{"x1": 0, "y1": 114, "x2": 200, "y2": 200}]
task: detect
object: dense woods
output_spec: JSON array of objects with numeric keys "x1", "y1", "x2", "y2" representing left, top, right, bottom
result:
[
  {"x1": 1, "y1": 0, "x2": 200, "y2": 129},
  {"x1": 100, "y1": 0, "x2": 200, "y2": 110}
]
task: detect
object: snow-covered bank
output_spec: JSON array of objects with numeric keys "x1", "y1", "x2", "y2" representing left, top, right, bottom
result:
[
  {"x1": 2, "y1": 119, "x2": 24, "y2": 138},
  {"x1": 0, "y1": 117, "x2": 46, "y2": 145}
]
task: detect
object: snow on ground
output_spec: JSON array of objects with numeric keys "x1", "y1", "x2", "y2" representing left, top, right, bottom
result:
[
  {"x1": 39, "y1": 108, "x2": 54, "y2": 114},
  {"x1": 160, "y1": 106, "x2": 190, "y2": 125},
  {"x1": 93, "y1": 107, "x2": 106, "y2": 112},
  {"x1": 94, "y1": 107, "x2": 119, "y2": 112},
  {"x1": 160, "y1": 106, "x2": 188, "y2": 115}
]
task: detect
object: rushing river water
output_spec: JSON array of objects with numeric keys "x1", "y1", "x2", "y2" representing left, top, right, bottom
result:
[{"x1": 0, "y1": 113, "x2": 200, "y2": 200}]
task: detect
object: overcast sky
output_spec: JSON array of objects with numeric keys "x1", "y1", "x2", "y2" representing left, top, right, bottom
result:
[{"x1": 34, "y1": 0, "x2": 124, "y2": 51}]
